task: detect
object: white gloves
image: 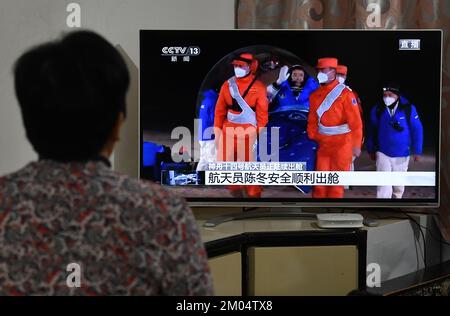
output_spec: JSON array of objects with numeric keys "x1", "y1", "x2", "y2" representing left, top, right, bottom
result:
[{"x1": 276, "y1": 65, "x2": 290, "y2": 85}]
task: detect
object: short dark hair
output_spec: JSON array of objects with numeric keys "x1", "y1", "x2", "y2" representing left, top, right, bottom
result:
[
  {"x1": 289, "y1": 64, "x2": 305, "y2": 74},
  {"x1": 14, "y1": 30, "x2": 129, "y2": 161}
]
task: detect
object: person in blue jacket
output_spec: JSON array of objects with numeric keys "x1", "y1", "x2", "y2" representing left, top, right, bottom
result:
[
  {"x1": 196, "y1": 88, "x2": 219, "y2": 171},
  {"x1": 367, "y1": 83, "x2": 423, "y2": 199},
  {"x1": 265, "y1": 65, "x2": 319, "y2": 193},
  {"x1": 267, "y1": 64, "x2": 319, "y2": 112}
]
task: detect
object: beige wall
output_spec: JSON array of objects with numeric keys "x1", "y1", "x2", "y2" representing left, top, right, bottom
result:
[{"x1": 0, "y1": 0, "x2": 235, "y2": 176}]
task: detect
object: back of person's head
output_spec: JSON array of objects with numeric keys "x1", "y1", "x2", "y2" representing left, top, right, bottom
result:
[{"x1": 14, "y1": 30, "x2": 129, "y2": 162}]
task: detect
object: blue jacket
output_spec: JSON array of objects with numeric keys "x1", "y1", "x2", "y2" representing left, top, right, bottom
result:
[
  {"x1": 367, "y1": 96, "x2": 423, "y2": 157},
  {"x1": 271, "y1": 76, "x2": 319, "y2": 113},
  {"x1": 198, "y1": 89, "x2": 218, "y2": 141}
]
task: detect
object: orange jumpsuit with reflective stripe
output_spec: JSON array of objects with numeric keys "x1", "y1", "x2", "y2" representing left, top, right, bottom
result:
[
  {"x1": 307, "y1": 80, "x2": 363, "y2": 198},
  {"x1": 214, "y1": 74, "x2": 269, "y2": 197}
]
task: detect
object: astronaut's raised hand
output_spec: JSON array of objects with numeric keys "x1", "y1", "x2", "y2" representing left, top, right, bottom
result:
[{"x1": 276, "y1": 65, "x2": 290, "y2": 85}]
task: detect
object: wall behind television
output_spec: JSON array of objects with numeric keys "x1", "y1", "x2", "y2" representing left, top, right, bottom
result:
[{"x1": 0, "y1": 0, "x2": 235, "y2": 176}]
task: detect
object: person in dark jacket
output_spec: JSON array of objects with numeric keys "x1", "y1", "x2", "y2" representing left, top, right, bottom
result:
[{"x1": 367, "y1": 83, "x2": 423, "y2": 199}]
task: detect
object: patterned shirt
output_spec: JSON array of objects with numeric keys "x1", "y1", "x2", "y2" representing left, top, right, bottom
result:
[{"x1": 0, "y1": 159, "x2": 213, "y2": 295}]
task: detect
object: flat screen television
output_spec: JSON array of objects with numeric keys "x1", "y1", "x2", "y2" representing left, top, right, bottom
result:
[{"x1": 139, "y1": 30, "x2": 441, "y2": 207}]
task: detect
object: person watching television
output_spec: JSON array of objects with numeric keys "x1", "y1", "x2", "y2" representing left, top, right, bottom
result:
[{"x1": 0, "y1": 30, "x2": 213, "y2": 295}]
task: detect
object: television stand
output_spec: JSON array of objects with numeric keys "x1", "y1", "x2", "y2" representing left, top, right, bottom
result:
[{"x1": 203, "y1": 208, "x2": 317, "y2": 227}]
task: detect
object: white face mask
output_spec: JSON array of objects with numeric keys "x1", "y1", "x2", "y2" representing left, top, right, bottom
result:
[
  {"x1": 234, "y1": 67, "x2": 249, "y2": 78},
  {"x1": 317, "y1": 71, "x2": 330, "y2": 84},
  {"x1": 337, "y1": 76, "x2": 346, "y2": 84},
  {"x1": 384, "y1": 96, "x2": 397, "y2": 106}
]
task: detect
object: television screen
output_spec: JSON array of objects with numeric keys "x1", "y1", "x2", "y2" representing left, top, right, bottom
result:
[{"x1": 140, "y1": 30, "x2": 441, "y2": 206}]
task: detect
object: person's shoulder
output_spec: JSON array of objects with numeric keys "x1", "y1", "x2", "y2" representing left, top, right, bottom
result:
[
  {"x1": 112, "y1": 172, "x2": 189, "y2": 214},
  {"x1": 368, "y1": 103, "x2": 381, "y2": 116},
  {"x1": 113, "y1": 171, "x2": 164, "y2": 197},
  {"x1": 400, "y1": 95, "x2": 415, "y2": 108},
  {"x1": 304, "y1": 77, "x2": 319, "y2": 91},
  {"x1": 310, "y1": 86, "x2": 322, "y2": 97},
  {"x1": 0, "y1": 162, "x2": 37, "y2": 187},
  {"x1": 309, "y1": 89, "x2": 322, "y2": 108},
  {"x1": 342, "y1": 85, "x2": 356, "y2": 96},
  {"x1": 0, "y1": 172, "x2": 13, "y2": 194},
  {"x1": 342, "y1": 87, "x2": 358, "y2": 104},
  {"x1": 0, "y1": 170, "x2": 15, "y2": 184},
  {"x1": 121, "y1": 176, "x2": 195, "y2": 235},
  {"x1": 219, "y1": 80, "x2": 230, "y2": 91},
  {"x1": 0, "y1": 163, "x2": 42, "y2": 207},
  {"x1": 254, "y1": 79, "x2": 267, "y2": 89},
  {"x1": 203, "y1": 89, "x2": 218, "y2": 98},
  {"x1": 372, "y1": 101, "x2": 382, "y2": 109}
]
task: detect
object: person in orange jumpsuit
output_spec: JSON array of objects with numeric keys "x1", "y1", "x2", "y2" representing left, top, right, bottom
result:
[
  {"x1": 337, "y1": 64, "x2": 365, "y2": 189},
  {"x1": 214, "y1": 53, "x2": 269, "y2": 198},
  {"x1": 337, "y1": 65, "x2": 363, "y2": 119},
  {"x1": 307, "y1": 58, "x2": 363, "y2": 198}
]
